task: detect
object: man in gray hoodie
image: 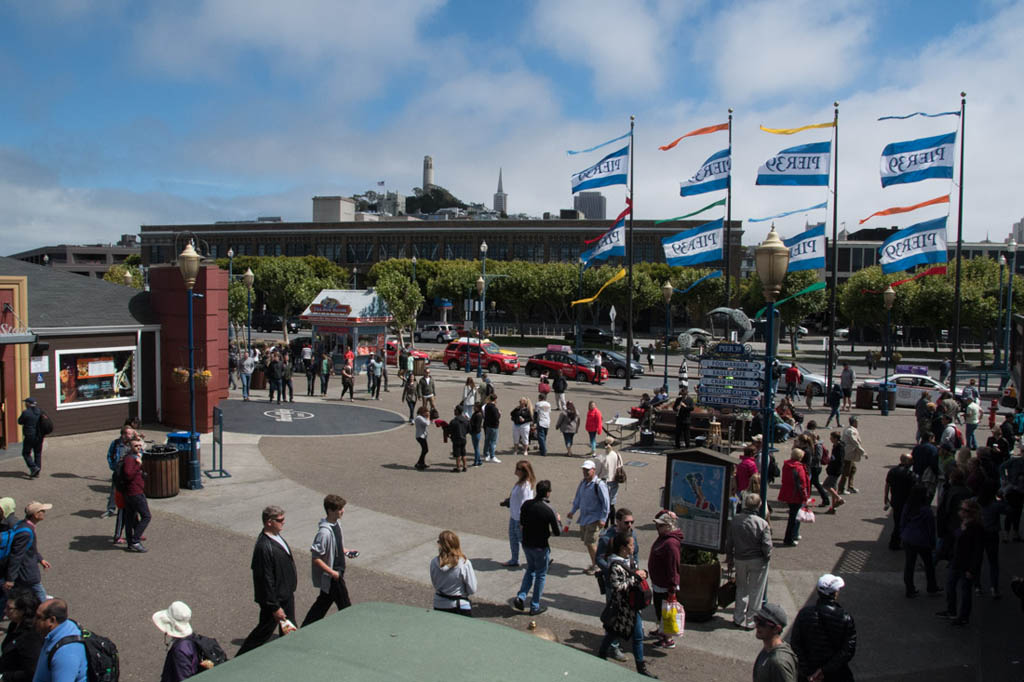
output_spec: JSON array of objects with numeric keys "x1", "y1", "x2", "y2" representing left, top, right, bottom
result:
[{"x1": 301, "y1": 494, "x2": 356, "y2": 626}]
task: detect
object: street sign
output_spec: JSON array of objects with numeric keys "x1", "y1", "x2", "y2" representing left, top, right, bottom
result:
[
  {"x1": 609, "y1": 306, "x2": 617, "y2": 324},
  {"x1": 699, "y1": 387, "x2": 761, "y2": 399},
  {"x1": 701, "y1": 359, "x2": 764, "y2": 372},
  {"x1": 698, "y1": 396, "x2": 762, "y2": 409},
  {"x1": 714, "y1": 342, "x2": 746, "y2": 355},
  {"x1": 701, "y1": 367, "x2": 764, "y2": 381},
  {"x1": 699, "y1": 376, "x2": 763, "y2": 389}
]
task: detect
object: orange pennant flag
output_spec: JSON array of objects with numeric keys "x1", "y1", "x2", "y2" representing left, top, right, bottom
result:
[
  {"x1": 658, "y1": 122, "x2": 729, "y2": 151},
  {"x1": 859, "y1": 195, "x2": 950, "y2": 225}
]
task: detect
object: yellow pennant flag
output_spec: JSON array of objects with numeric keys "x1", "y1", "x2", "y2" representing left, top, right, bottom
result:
[
  {"x1": 572, "y1": 268, "x2": 626, "y2": 306},
  {"x1": 760, "y1": 121, "x2": 835, "y2": 135}
]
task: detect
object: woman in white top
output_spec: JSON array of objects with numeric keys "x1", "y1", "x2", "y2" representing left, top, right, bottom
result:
[
  {"x1": 429, "y1": 530, "x2": 477, "y2": 616},
  {"x1": 461, "y1": 377, "x2": 477, "y2": 419},
  {"x1": 503, "y1": 460, "x2": 536, "y2": 567},
  {"x1": 595, "y1": 437, "x2": 623, "y2": 524}
]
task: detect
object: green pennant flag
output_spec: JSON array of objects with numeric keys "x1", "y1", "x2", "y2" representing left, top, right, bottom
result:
[
  {"x1": 654, "y1": 198, "x2": 727, "y2": 224},
  {"x1": 755, "y1": 281, "x2": 826, "y2": 318}
]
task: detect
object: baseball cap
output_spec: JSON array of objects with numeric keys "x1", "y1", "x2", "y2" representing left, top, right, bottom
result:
[
  {"x1": 23, "y1": 397, "x2": 36, "y2": 405},
  {"x1": 581, "y1": 460, "x2": 596, "y2": 470},
  {"x1": 0, "y1": 498, "x2": 15, "y2": 518},
  {"x1": 754, "y1": 603, "x2": 788, "y2": 629},
  {"x1": 24, "y1": 501, "x2": 53, "y2": 516},
  {"x1": 817, "y1": 573, "x2": 845, "y2": 595},
  {"x1": 653, "y1": 510, "x2": 677, "y2": 526}
]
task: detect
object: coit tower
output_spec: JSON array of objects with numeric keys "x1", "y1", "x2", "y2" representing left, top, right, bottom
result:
[{"x1": 423, "y1": 156, "x2": 434, "y2": 190}]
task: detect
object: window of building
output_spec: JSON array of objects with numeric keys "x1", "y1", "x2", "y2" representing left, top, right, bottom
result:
[
  {"x1": 851, "y1": 248, "x2": 863, "y2": 271},
  {"x1": 411, "y1": 241, "x2": 438, "y2": 260},
  {"x1": 209, "y1": 244, "x2": 218, "y2": 258},
  {"x1": 348, "y1": 240, "x2": 375, "y2": 262},
  {"x1": 56, "y1": 347, "x2": 137, "y2": 409},
  {"x1": 838, "y1": 247, "x2": 850, "y2": 272}
]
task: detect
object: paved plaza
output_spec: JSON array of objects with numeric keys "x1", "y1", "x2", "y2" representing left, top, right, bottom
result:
[{"x1": 1, "y1": 366, "x2": 1019, "y2": 681}]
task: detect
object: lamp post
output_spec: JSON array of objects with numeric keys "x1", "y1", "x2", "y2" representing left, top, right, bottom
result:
[
  {"x1": 661, "y1": 280, "x2": 673, "y2": 391},
  {"x1": 227, "y1": 248, "x2": 235, "y2": 345},
  {"x1": 123, "y1": 269, "x2": 133, "y2": 286},
  {"x1": 1005, "y1": 240, "x2": 1017, "y2": 370},
  {"x1": 575, "y1": 257, "x2": 584, "y2": 354},
  {"x1": 351, "y1": 266, "x2": 358, "y2": 290},
  {"x1": 998, "y1": 254, "x2": 1006, "y2": 366},
  {"x1": 477, "y1": 240, "x2": 488, "y2": 378},
  {"x1": 880, "y1": 284, "x2": 896, "y2": 416},
  {"x1": 178, "y1": 242, "x2": 203, "y2": 491},
  {"x1": 755, "y1": 225, "x2": 789, "y2": 520},
  {"x1": 411, "y1": 255, "x2": 417, "y2": 283},
  {"x1": 243, "y1": 267, "x2": 254, "y2": 350}
]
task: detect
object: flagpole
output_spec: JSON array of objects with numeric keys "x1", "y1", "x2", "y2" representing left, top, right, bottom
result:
[
  {"x1": 826, "y1": 101, "x2": 839, "y2": 395},
  {"x1": 725, "y1": 108, "x2": 733, "y2": 307},
  {"x1": 950, "y1": 92, "x2": 966, "y2": 389},
  {"x1": 625, "y1": 115, "x2": 635, "y2": 391}
]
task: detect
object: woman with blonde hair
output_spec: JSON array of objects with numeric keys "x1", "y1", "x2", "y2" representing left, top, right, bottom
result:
[
  {"x1": 461, "y1": 376, "x2": 477, "y2": 419},
  {"x1": 510, "y1": 397, "x2": 534, "y2": 456},
  {"x1": 502, "y1": 460, "x2": 536, "y2": 567},
  {"x1": 429, "y1": 530, "x2": 477, "y2": 616}
]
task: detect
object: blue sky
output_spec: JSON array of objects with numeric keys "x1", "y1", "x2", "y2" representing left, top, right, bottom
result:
[{"x1": 2, "y1": 0, "x2": 1022, "y2": 254}]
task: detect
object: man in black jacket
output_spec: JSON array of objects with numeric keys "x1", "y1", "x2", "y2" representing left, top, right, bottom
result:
[
  {"x1": 513, "y1": 480, "x2": 560, "y2": 616},
  {"x1": 238, "y1": 506, "x2": 298, "y2": 655},
  {"x1": 449, "y1": 406, "x2": 470, "y2": 472},
  {"x1": 483, "y1": 394, "x2": 501, "y2": 463},
  {"x1": 937, "y1": 498, "x2": 985, "y2": 626},
  {"x1": 17, "y1": 397, "x2": 43, "y2": 478},
  {"x1": 552, "y1": 371, "x2": 568, "y2": 412},
  {"x1": 673, "y1": 387, "x2": 694, "y2": 448},
  {"x1": 884, "y1": 453, "x2": 917, "y2": 550},
  {"x1": 791, "y1": 573, "x2": 856, "y2": 682}
]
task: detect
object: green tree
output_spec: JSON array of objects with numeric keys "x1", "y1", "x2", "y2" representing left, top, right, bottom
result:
[
  {"x1": 375, "y1": 269, "x2": 424, "y2": 347},
  {"x1": 256, "y1": 259, "x2": 340, "y2": 342},
  {"x1": 536, "y1": 263, "x2": 577, "y2": 325},
  {"x1": 489, "y1": 261, "x2": 540, "y2": 337},
  {"x1": 228, "y1": 279, "x2": 250, "y2": 344},
  {"x1": 776, "y1": 270, "x2": 827, "y2": 356},
  {"x1": 103, "y1": 264, "x2": 143, "y2": 289}
]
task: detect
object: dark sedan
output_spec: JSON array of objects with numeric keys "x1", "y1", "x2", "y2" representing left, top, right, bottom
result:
[
  {"x1": 577, "y1": 348, "x2": 644, "y2": 379},
  {"x1": 565, "y1": 327, "x2": 617, "y2": 345}
]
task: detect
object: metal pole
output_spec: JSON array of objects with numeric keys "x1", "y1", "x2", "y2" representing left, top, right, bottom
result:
[
  {"x1": 575, "y1": 260, "x2": 583, "y2": 353},
  {"x1": 625, "y1": 115, "x2": 635, "y2": 391},
  {"x1": 1005, "y1": 247, "x2": 1016, "y2": 370},
  {"x1": 663, "y1": 301, "x2": 670, "y2": 389},
  {"x1": 187, "y1": 290, "x2": 202, "y2": 489},
  {"x1": 246, "y1": 286, "x2": 252, "y2": 350},
  {"x1": 465, "y1": 287, "x2": 472, "y2": 374},
  {"x1": 950, "y1": 93, "x2": 966, "y2": 389},
  {"x1": 997, "y1": 258, "x2": 1005, "y2": 366},
  {"x1": 228, "y1": 253, "x2": 234, "y2": 344},
  {"x1": 881, "y1": 307, "x2": 891, "y2": 416},
  {"x1": 760, "y1": 302, "x2": 776, "y2": 520},
  {"x1": 724, "y1": 108, "x2": 733, "y2": 309},
  {"x1": 478, "y1": 256, "x2": 487, "y2": 379},
  {"x1": 826, "y1": 102, "x2": 839, "y2": 393}
]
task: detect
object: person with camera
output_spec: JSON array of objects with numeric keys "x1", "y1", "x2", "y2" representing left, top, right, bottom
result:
[{"x1": 302, "y1": 495, "x2": 357, "y2": 626}]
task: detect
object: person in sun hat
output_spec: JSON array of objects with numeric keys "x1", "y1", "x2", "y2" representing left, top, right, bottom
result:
[
  {"x1": 752, "y1": 603, "x2": 797, "y2": 682},
  {"x1": 791, "y1": 574, "x2": 857, "y2": 682},
  {"x1": 153, "y1": 600, "x2": 201, "y2": 681}
]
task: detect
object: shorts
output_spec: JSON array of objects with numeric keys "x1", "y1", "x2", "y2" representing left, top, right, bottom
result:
[
  {"x1": 823, "y1": 474, "x2": 839, "y2": 490},
  {"x1": 842, "y1": 388, "x2": 852, "y2": 398},
  {"x1": 580, "y1": 522, "x2": 602, "y2": 546}
]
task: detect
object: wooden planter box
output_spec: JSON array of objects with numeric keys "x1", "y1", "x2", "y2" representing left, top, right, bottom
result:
[{"x1": 677, "y1": 560, "x2": 721, "y2": 621}]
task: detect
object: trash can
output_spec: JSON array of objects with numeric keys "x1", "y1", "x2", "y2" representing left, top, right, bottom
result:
[
  {"x1": 879, "y1": 383, "x2": 897, "y2": 411},
  {"x1": 855, "y1": 386, "x2": 874, "y2": 409},
  {"x1": 251, "y1": 367, "x2": 267, "y2": 390},
  {"x1": 143, "y1": 445, "x2": 180, "y2": 499},
  {"x1": 413, "y1": 358, "x2": 426, "y2": 376},
  {"x1": 167, "y1": 431, "x2": 201, "y2": 489}
]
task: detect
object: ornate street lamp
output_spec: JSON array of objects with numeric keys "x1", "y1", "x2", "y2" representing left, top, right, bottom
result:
[
  {"x1": 243, "y1": 267, "x2": 255, "y2": 350},
  {"x1": 881, "y1": 284, "x2": 896, "y2": 416},
  {"x1": 123, "y1": 269, "x2": 133, "y2": 286},
  {"x1": 661, "y1": 280, "x2": 673, "y2": 390},
  {"x1": 178, "y1": 242, "x2": 203, "y2": 491},
  {"x1": 477, "y1": 241, "x2": 488, "y2": 378},
  {"x1": 998, "y1": 254, "x2": 1006, "y2": 366},
  {"x1": 227, "y1": 248, "x2": 235, "y2": 344},
  {"x1": 1005, "y1": 240, "x2": 1017, "y2": 371},
  {"x1": 755, "y1": 224, "x2": 789, "y2": 519}
]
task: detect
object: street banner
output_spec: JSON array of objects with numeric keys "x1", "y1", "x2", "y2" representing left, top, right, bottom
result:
[
  {"x1": 659, "y1": 122, "x2": 729, "y2": 151},
  {"x1": 879, "y1": 131, "x2": 956, "y2": 187},
  {"x1": 662, "y1": 219, "x2": 723, "y2": 267},
  {"x1": 755, "y1": 141, "x2": 831, "y2": 186},
  {"x1": 784, "y1": 224, "x2": 826, "y2": 272},
  {"x1": 571, "y1": 267, "x2": 626, "y2": 306},
  {"x1": 571, "y1": 146, "x2": 629, "y2": 193},
  {"x1": 580, "y1": 222, "x2": 625, "y2": 269},
  {"x1": 878, "y1": 216, "x2": 948, "y2": 274},
  {"x1": 680, "y1": 148, "x2": 730, "y2": 197},
  {"x1": 859, "y1": 194, "x2": 949, "y2": 224}
]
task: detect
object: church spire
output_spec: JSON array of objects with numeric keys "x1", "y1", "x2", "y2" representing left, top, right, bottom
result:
[{"x1": 497, "y1": 168, "x2": 504, "y2": 193}]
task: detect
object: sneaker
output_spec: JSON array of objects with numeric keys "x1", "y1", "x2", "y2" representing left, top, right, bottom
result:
[
  {"x1": 658, "y1": 637, "x2": 676, "y2": 649},
  {"x1": 503, "y1": 561, "x2": 520, "y2": 567},
  {"x1": 834, "y1": 498, "x2": 845, "y2": 508},
  {"x1": 113, "y1": 537, "x2": 126, "y2": 544},
  {"x1": 29, "y1": 468, "x2": 40, "y2": 478},
  {"x1": 101, "y1": 510, "x2": 115, "y2": 519},
  {"x1": 847, "y1": 486, "x2": 859, "y2": 494},
  {"x1": 609, "y1": 647, "x2": 628, "y2": 661},
  {"x1": 648, "y1": 628, "x2": 662, "y2": 639},
  {"x1": 127, "y1": 543, "x2": 147, "y2": 553},
  {"x1": 529, "y1": 606, "x2": 548, "y2": 616},
  {"x1": 491, "y1": 457, "x2": 501, "y2": 463},
  {"x1": 513, "y1": 597, "x2": 525, "y2": 611}
]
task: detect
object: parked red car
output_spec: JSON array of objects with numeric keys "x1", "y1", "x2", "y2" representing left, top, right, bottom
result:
[
  {"x1": 443, "y1": 339, "x2": 519, "y2": 374},
  {"x1": 524, "y1": 350, "x2": 608, "y2": 382},
  {"x1": 384, "y1": 339, "x2": 430, "y2": 367}
]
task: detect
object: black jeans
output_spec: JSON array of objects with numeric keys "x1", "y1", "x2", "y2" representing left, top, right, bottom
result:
[
  {"x1": 124, "y1": 494, "x2": 151, "y2": 545},
  {"x1": 674, "y1": 420, "x2": 690, "y2": 448},
  {"x1": 784, "y1": 502, "x2": 801, "y2": 544},
  {"x1": 238, "y1": 597, "x2": 296, "y2": 655},
  {"x1": 888, "y1": 502, "x2": 905, "y2": 549},
  {"x1": 341, "y1": 381, "x2": 354, "y2": 401},
  {"x1": 809, "y1": 466, "x2": 829, "y2": 503},
  {"x1": 301, "y1": 575, "x2": 351, "y2": 626},
  {"x1": 903, "y1": 544, "x2": 938, "y2": 594},
  {"x1": 282, "y1": 379, "x2": 293, "y2": 402},
  {"x1": 306, "y1": 372, "x2": 315, "y2": 396},
  {"x1": 320, "y1": 374, "x2": 330, "y2": 395},
  {"x1": 416, "y1": 437, "x2": 428, "y2": 467},
  {"x1": 21, "y1": 437, "x2": 42, "y2": 473}
]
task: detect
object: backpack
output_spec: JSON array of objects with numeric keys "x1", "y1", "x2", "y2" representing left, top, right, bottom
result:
[
  {"x1": 627, "y1": 573, "x2": 653, "y2": 611},
  {"x1": 952, "y1": 426, "x2": 964, "y2": 449},
  {"x1": 0, "y1": 526, "x2": 33, "y2": 564},
  {"x1": 48, "y1": 622, "x2": 119, "y2": 682},
  {"x1": 819, "y1": 442, "x2": 831, "y2": 466},
  {"x1": 191, "y1": 633, "x2": 228, "y2": 668},
  {"x1": 38, "y1": 410, "x2": 54, "y2": 436},
  {"x1": 113, "y1": 458, "x2": 130, "y2": 493}
]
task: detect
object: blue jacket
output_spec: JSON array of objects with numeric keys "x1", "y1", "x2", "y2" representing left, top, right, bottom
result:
[
  {"x1": 569, "y1": 478, "x2": 610, "y2": 527},
  {"x1": 106, "y1": 438, "x2": 131, "y2": 471},
  {"x1": 900, "y1": 504, "x2": 936, "y2": 550},
  {"x1": 34, "y1": 619, "x2": 87, "y2": 682}
]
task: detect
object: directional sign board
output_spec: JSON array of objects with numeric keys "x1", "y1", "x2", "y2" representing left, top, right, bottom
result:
[
  {"x1": 701, "y1": 359, "x2": 764, "y2": 372},
  {"x1": 697, "y1": 396, "x2": 762, "y2": 409},
  {"x1": 699, "y1": 356, "x2": 764, "y2": 409},
  {"x1": 700, "y1": 376, "x2": 763, "y2": 389}
]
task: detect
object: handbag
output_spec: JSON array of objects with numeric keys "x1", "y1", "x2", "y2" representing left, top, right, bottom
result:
[
  {"x1": 717, "y1": 578, "x2": 737, "y2": 607},
  {"x1": 796, "y1": 506, "x2": 816, "y2": 523},
  {"x1": 661, "y1": 597, "x2": 685, "y2": 636}
]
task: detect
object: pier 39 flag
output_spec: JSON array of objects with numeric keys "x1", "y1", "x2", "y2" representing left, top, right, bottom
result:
[
  {"x1": 580, "y1": 220, "x2": 625, "y2": 269},
  {"x1": 756, "y1": 141, "x2": 831, "y2": 186},
  {"x1": 784, "y1": 224, "x2": 826, "y2": 272},
  {"x1": 878, "y1": 216, "x2": 948, "y2": 274},
  {"x1": 571, "y1": 146, "x2": 629, "y2": 193},
  {"x1": 680, "y1": 149, "x2": 730, "y2": 197},
  {"x1": 880, "y1": 131, "x2": 956, "y2": 188},
  {"x1": 662, "y1": 218, "x2": 723, "y2": 266}
]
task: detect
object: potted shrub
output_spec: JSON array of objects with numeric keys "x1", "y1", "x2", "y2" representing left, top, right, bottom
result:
[{"x1": 676, "y1": 545, "x2": 721, "y2": 621}]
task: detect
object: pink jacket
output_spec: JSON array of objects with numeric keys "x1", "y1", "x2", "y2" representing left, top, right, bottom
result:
[
  {"x1": 585, "y1": 407, "x2": 603, "y2": 433},
  {"x1": 736, "y1": 456, "x2": 759, "y2": 493}
]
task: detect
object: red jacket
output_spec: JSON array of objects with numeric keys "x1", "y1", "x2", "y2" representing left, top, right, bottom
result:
[
  {"x1": 121, "y1": 454, "x2": 146, "y2": 496},
  {"x1": 585, "y1": 408, "x2": 603, "y2": 433},
  {"x1": 784, "y1": 367, "x2": 801, "y2": 384},
  {"x1": 778, "y1": 460, "x2": 809, "y2": 504},
  {"x1": 648, "y1": 529, "x2": 684, "y2": 590}
]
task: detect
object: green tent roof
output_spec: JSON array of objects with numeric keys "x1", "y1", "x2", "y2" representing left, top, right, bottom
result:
[{"x1": 200, "y1": 602, "x2": 645, "y2": 681}]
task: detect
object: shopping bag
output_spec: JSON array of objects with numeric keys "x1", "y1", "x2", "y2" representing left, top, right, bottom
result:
[
  {"x1": 717, "y1": 578, "x2": 737, "y2": 607},
  {"x1": 661, "y1": 598, "x2": 685, "y2": 636},
  {"x1": 796, "y1": 506, "x2": 816, "y2": 523}
]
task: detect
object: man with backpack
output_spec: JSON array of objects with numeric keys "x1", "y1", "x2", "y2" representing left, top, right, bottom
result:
[
  {"x1": 5, "y1": 501, "x2": 52, "y2": 604},
  {"x1": 17, "y1": 397, "x2": 44, "y2": 478},
  {"x1": 34, "y1": 598, "x2": 89, "y2": 682}
]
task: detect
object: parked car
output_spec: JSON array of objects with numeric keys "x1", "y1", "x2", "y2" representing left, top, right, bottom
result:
[
  {"x1": 414, "y1": 322, "x2": 458, "y2": 344},
  {"x1": 835, "y1": 328, "x2": 850, "y2": 340},
  {"x1": 565, "y1": 327, "x2": 617, "y2": 346},
  {"x1": 774, "y1": 362, "x2": 827, "y2": 396},
  {"x1": 576, "y1": 348, "x2": 643, "y2": 379},
  {"x1": 861, "y1": 373, "x2": 957, "y2": 408},
  {"x1": 525, "y1": 351, "x2": 608, "y2": 383},
  {"x1": 384, "y1": 339, "x2": 430, "y2": 367},
  {"x1": 443, "y1": 338, "x2": 519, "y2": 374},
  {"x1": 253, "y1": 313, "x2": 300, "y2": 334}
]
